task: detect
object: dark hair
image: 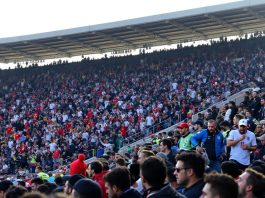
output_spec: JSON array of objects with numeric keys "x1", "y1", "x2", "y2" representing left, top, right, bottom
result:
[
  {"x1": 18, "y1": 180, "x2": 26, "y2": 187},
  {"x1": 140, "y1": 156, "x2": 166, "y2": 187},
  {"x1": 54, "y1": 177, "x2": 63, "y2": 186},
  {"x1": 245, "y1": 168, "x2": 265, "y2": 198},
  {"x1": 139, "y1": 150, "x2": 155, "y2": 158},
  {"x1": 68, "y1": 175, "x2": 85, "y2": 188},
  {"x1": 204, "y1": 173, "x2": 238, "y2": 198},
  {"x1": 233, "y1": 114, "x2": 243, "y2": 120},
  {"x1": 129, "y1": 163, "x2": 140, "y2": 185},
  {"x1": 6, "y1": 186, "x2": 28, "y2": 198},
  {"x1": 31, "y1": 178, "x2": 44, "y2": 185},
  {"x1": 116, "y1": 158, "x2": 126, "y2": 167},
  {"x1": 104, "y1": 167, "x2": 131, "y2": 191},
  {"x1": 221, "y1": 161, "x2": 241, "y2": 178},
  {"x1": 220, "y1": 120, "x2": 231, "y2": 128},
  {"x1": 176, "y1": 152, "x2": 205, "y2": 178},
  {"x1": 161, "y1": 139, "x2": 172, "y2": 150},
  {"x1": 98, "y1": 158, "x2": 110, "y2": 171},
  {"x1": 20, "y1": 192, "x2": 48, "y2": 198},
  {"x1": 90, "y1": 161, "x2": 103, "y2": 174},
  {"x1": 36, "y1": 184, "x2": 50, "y2": 195}
]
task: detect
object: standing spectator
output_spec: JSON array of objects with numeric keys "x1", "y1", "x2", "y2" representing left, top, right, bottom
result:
[
  {"x1": 258, "y1": 96, "x2": 265, "y2": 121},
  {"x1": 232, "y1": 114, "x2": 244, "y2": 129},
  {"x1": 201, "y1": 173, "x2": 238, "y2": 198},
  {"x1": 249, "y1": 90, "x2": 261, "y2": 119},
  {"x1": 141, "y1": 156, "x2": 185, "y2": 198},
  {"x1": 69, "y1": 154, "x2": 87, "y2": 176},
  {"x1": 191, "y1": 119, "x2": 225, "y2": 172},
  {"x1": 227, "y1": 119, "x2": 257, "y2": 170},
  {"x1": 174, "y1": 152, "x2": 205, "y2": 198},
  {"x1": 237, "y1": 168, "x2": 265, "y2": 198},
  {"x1": 104, "y1": 166, "x2": 141, "y2": 198},
  {"x1": 177, "y1": 122, "x2": 193, "y2": 151},
  {"x1": 192, "y1": 121, "x2": 204, "y2": 134}
]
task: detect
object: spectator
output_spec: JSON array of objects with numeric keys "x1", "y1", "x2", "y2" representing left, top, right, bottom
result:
[
  {"x1": 63, "y1": 174, "x2": 84, "y2": 195},
  {"x1": 141, "y1": 156, "x2": 185, "y2": 198},
  {"x1": 35, "y1": 166, "x2": 49, "y2": 181},
  {"x1": 221, "y1": 161, "x2": 241, "y2": 179},
  {"x1": 177, "y1": 122, "x2": 193, "y2": 151},
  {"x1": 72, "y1": 178, "x2": 102, "y2": 198},
  {"x1": 0, "y1": 180, "x2": 13, "y2": 198},
  {"x1": 69, "y1": 154, "x2": 87, "y2": 176},
  {"x1": 227, "y1": 119, "x2": 257, "y2": 170},
  {"x1": 191, "y1": 119, "x2": 225, "y2": 172},
  {"x1": 201, "y1": 173, "x2": 238, "y2": 198},
  {"x1": 88, "y1": 160, "x2": 108, "y2": 198},
  {"x1": 104, "y1": 166, "x2": 141, "y2": 198},
  {"x1": 255, "y1": 134, "x2": 265, "y2": 161},
  {"x1": 192, "y1": 121, "x2": 203, "y2": 134},
  {"x1": 174, "y1": 152, "x2": 205, "y2": 198},
  {"x1": 237, "y1": 168, "x2": 265, "y2": 198},
  {"x1": 5, "y1": 186, "x2": 28, "y2": 198},
  {"x1": 31, "y1": 178, "x2": 44, "y2": 191},
  {"x1": 160, "y1": 139, "x2": 176, "y2": 165},
  {"x1": 258, "y1": 96, "x2": 265, "y2": 121}
]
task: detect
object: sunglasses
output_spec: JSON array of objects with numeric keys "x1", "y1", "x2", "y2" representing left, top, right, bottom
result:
[{"x1": 175, "y1": 167, "x2": 190, "y2": 173}]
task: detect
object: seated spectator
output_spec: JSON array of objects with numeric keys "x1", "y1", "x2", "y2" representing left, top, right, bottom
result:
[
  {"x1": 201, "y1": 173, "x2": 238, "y2": 198},
  {"x1": 31, "y1": 178, "x2": 44, "y2": 191},
  {"x1": 174, "y1": 151, "x2": 205, "y2": 198},
  {"x1": 5, "y1": 186, "x2": 28, "y2": 198},
  {"x1": 104, "y1": 166, "x2": 141, "y2": 198},
  {"x1": 141, "y1": 156, "x2": 185, "y2": 198},
  {"x1": 72, "y1": 178, "x2": 102, "y2": 198},
  {"x1": 237, "y1": 168, "x2": 265, "y2": 198},
  {"x1": 63, "y1": 174, "x2": 84, "y2": 195},
  {"x1": 221, "y1": 161, "x2": 241, "y2": 179},
  {"x1": 0, "y1": 180, "x2": 14, "y2": 198}
]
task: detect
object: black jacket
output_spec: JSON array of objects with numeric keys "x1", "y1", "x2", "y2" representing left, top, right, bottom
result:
[
  {"x1": 119, "y1": 189, "x2": 142, "y2": 198},
  {"x1": 147, "y1": 184, "x2": 186, "y2": 198}
]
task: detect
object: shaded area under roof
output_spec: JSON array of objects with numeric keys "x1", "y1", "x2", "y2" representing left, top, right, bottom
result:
[{"x1": 1, "y1": 0, "x2": 265, "y2": 63}]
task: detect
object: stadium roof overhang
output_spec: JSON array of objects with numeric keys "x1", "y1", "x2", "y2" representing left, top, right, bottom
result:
[{"x1": 1, "y1": 0, "x2": 265, "y2": 63}]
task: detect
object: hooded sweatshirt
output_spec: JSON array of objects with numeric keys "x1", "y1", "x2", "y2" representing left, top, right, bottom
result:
[{"x1": 70, "y1": 154, "x2": 87, "y2": 176}]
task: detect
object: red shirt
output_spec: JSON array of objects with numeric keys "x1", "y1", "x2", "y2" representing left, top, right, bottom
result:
[{"x1": 53, "y1": 149, "x2": 60, "y2": 159}]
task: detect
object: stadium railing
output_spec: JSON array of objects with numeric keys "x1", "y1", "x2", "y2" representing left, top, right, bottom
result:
[{"x1": 117, "y1": 87, "x2": 253, "y2": 154}]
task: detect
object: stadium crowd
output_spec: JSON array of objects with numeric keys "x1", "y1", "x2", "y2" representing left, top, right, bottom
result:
[{"x1": 0, "y1": 36, "x2": 265, "y2": 198}]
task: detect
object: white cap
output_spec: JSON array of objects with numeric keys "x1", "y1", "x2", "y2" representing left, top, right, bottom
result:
[{"x1": 239, "y1": 119, "x2": 248, "y2": 126}]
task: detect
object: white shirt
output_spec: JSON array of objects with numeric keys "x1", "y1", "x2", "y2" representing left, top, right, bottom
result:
[{"x1": 227, "y1": 130, "x2": 257, "y2": 165}]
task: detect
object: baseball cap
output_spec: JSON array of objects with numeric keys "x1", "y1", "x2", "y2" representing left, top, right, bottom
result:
[
  {"x1": 177, "y1": 122, "x2": 189, "y2": 129},
  {"x1": 238, "y1": 119, "x2": 248, "y2": 126}
]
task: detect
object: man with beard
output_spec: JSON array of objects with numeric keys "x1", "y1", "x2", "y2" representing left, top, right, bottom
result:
[
  {"x1": 174, "y1": 152, "x2": 205, "y2": 198},
  {"x1": 237, "y1": 168, "x2": 265, "y2": 198},
  {"x1": 227, "y1": 119, "x2": 257, "y2": 170}
]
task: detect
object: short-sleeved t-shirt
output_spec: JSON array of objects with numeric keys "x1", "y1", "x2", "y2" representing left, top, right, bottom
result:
[{"x1": 227, "y1": 129, "x2": 257, "y2": 165}]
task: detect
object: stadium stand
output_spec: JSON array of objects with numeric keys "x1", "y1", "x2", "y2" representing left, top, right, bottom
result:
[{"x1": 0, "y1": 1, "x2": 265, "y2": 197}]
